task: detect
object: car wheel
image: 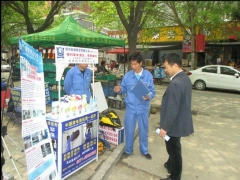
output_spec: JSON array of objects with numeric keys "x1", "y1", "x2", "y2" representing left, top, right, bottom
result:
[{"x1": 194, "y1": 80, "x2": 206, "y2": 90}]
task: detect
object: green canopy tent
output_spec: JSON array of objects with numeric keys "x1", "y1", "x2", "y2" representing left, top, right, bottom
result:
[
  {"x1": 10, "y1": 15, "x2": 125, "y2": 48},
  {"x1": 9, "y1": 15, "x2": 126, "y2": 102}
]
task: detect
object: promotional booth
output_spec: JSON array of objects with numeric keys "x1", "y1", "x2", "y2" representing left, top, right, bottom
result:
[{"x1": 8, "y1": 15, "x2": 125, "y2": 180}]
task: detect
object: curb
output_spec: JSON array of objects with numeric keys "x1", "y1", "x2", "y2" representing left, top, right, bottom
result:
[{"x1": 90, "y1": 129, "x2": 139, "y2": 180}]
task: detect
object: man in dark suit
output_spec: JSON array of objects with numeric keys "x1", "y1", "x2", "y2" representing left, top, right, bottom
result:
[{"x1": 158, "y1": 53, "x2": 194, "y2": 180}]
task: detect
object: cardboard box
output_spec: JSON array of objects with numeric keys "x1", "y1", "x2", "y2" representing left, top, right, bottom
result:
[
  {"x1": 99, "y1": 125, "x2": 124, "y2": 146},
  {"x1": 182, "y1": 59, "x2": 189, "y2": 67},
  {"x1": 145, "y1": 59, "x2": 152, "y2": 66}
]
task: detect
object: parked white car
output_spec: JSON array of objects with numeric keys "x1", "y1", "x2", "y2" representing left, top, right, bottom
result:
[
  {"x1": 1, "y1": 61, "x2": 10, "y2": 72},
  {"x1": 187, "y1": 65, "x2": 240, "y2": 92}
]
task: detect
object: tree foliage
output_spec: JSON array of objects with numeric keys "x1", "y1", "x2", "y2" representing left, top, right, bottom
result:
[
  {"x1": 165, "y1": 1, "x2": 234, "y2": 69},
  {"x1": 88, "y1": 1, "x2": 163, "y2": 59},
  {"x1": 1, "y1": 1, "x2": 67, "y2": 49},
  {"x1": 232, "y1": 1, "x2": 240, "y2": 21},
  {"x1": 86, "y1": 1, "x2": 237, "y2": 70}
]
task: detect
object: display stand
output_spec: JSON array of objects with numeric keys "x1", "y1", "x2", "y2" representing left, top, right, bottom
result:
[
  {"x1": 46, "y1": 110, "x2": 98, "y2": 179},
  {"x1": 52, "y1": 45, "x2": 99, "y2": 179}
]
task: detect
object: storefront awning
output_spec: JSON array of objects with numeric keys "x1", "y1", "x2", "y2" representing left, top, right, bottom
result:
[
  {"x1": 106, "y1": 48, "x2": 129, "y2": 54},
  {"x1": 206, "y1": 41, "x2": 240, "y2": 47}
]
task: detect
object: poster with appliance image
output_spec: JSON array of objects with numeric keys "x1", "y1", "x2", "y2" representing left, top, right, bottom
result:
[{"x1": 46, "y1": 111, "x2": 99, "y2": 179}]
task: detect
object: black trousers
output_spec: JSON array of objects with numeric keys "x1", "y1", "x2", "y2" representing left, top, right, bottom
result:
[{"x1": 165, "y1": 137, "x2": 182, "y2": 180}]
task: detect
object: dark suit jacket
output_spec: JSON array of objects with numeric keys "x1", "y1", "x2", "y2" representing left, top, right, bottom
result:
[{"x1": 160, "y1": 71, "x2": 194, "y2": 137}]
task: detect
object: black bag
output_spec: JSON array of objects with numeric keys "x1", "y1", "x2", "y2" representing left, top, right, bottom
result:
[
  {"x1": 99, "y1": 110, "x2": 122, "y2": 129},
  {"x1": 7, "y1": 97, "x2": 14, "y2": 113}
]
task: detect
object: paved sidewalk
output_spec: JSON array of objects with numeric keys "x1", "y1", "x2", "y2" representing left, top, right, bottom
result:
[
  {"x1": 1, "y1": 108, "x2": 127, "y2": 180},
  {"x1": 2, "y1": 82, "x2": 240, "y2": 180}
]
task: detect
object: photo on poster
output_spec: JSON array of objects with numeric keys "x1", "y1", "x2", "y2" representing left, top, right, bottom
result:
[
  {"x1": 51, "y1": 138, "x2": 57, "y2": 149},
  {"x1": 31, "y1": 131, "x2": 40, "y2": 145},
  {"x1": 22, "y1": 109, "x2": 32, "y2": 120},
  {"x1": 32, "y1": 109, "x2": 44, "y2": 118},
  {"x1": 29, "y1": 129, "x2": 49, "y2": 148},
  {"x1": 43, "y1": 169, "x2": 57, "y2": 180},
  {"x1": 39, "y1": 129, "x2": 49, "y2": 141},
  {"x1": 41, "y1": 142, "x2": 52, "y2": 158},
  {"x1": 82, "y1": 120, "x2": 98, "y2": 144},
  {"x1": 49, "y1": 170, "x2": 57, "y2": 180},
  {"x1": 23, "y1": 135, "x2": 32, "y2": 150},
  {"x1": 62, "y1": 126, "x2": 82, "y2": 153}
]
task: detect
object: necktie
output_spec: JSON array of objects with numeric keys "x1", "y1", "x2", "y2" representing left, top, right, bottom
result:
[{"x1": 136, "y1": 74, "x2": 140, "y2": 80}]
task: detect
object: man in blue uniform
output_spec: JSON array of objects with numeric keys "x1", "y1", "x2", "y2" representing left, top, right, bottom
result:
[
  {"x1": 66, "y1": 134, "x2": 73, "y2": 152},
  {"x1": 64, "y1": 63, "x2": 92, "y2": 102},
  {"x1": 85, "y1": 128, "x2": 92, "y2": 143},
  {"x1": 114, "y1": 53, "x2": 156, "y2": 160}
]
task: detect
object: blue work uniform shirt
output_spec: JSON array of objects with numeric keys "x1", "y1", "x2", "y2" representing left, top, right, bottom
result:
[
  {"x1": 118, "y1": 69, "x2": 156, "y2": 114},
  {"x1": 64, "y1": 65, "x2": 92, "y2": 102}
]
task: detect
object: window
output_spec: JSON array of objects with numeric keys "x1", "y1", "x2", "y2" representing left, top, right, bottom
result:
[
  {"x1": 220, "y1": 67, "x2": 236, "y2": 76},
  {"x1": 202, "y1": 66, "x2": 217, "y2": 73}
]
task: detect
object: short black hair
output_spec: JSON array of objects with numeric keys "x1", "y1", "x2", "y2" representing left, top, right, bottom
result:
[
  {"x1": 129, "y1": 52, "x2": 143, "y2": 63},
  {"x1": 161, "y1": 54, "x2": 166, "y2": 61},
  {"x1": 101, "y1": 61, "x2": 106, "y2": 66},
  {"x1": 164, "y1": 53, "x2": 182, "y2": 67}
]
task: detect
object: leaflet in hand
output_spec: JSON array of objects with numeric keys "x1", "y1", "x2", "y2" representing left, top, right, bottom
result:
[{"x1": 131, "y1": 79, "x2": 150, "y2": 101}]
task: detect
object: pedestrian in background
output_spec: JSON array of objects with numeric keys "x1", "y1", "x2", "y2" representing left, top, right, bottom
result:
[
  {"x1": 113, "y1": 53, "x2": 156, "y2": 160},
  {"x1": 99, "y1": 61, "x2": 109, "y2": 74},
  {"x1": 159, "y1": 53, "x2": 194, "y2": 180}
]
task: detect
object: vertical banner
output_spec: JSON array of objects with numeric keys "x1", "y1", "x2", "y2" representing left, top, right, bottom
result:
[
  {"x1": 182, "y1": 35, "x2": 191, "y2": 53},
  {"x1": 19, "y1": 38, "x2": 58, "y2": 180},
  {"x1": 196, "y1": 34, "x2": 205, "y2": 52}
]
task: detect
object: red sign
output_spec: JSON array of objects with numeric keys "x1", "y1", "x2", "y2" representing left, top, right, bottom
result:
[
  {"x1": 196, "y1": 34, "x2": 205, "y2": 52},
  {"x1": 229, "y1": 35, "x2": 237, "y2": 40}
]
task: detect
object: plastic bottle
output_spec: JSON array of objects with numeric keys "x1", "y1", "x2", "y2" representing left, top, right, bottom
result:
[
  {"x1": 155, "y1": 128, "x2": 170, "y2": 141},
  {"x1": 81, "y1": 94, "x2": 88, "y2": 114}
]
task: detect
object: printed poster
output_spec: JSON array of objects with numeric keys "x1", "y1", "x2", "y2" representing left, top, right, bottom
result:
[
  {"x1": 47, "y1": 111, "x2": 98, "y2": 179},
  {"x1": 54, "y1": 45, "x2": 98, "y2": 81},
  {"x1": 19, "y1": 38, "x2": 58, "y2": 180},
  {"x1": 182, "y1": 35, "x2": 192, "y2": 53}
]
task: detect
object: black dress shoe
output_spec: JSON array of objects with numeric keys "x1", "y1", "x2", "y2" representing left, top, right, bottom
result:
[
  {"x1": 164, "y1": 162, "x2": 170, "y2": 173},
  {"x1": 160, "y1": 175, "x2": 171, "y2": 180},
  {"x1": 122, "y1": 152, "x2": 130, "y2": 159},
  {"x1": 143, "y1": 153, "x2": 152, "y2": 160}
]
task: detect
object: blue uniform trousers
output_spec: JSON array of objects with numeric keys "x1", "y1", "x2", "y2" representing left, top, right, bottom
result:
[{"x1": 124, "y1": 108, "x2": 149, "y2": 155}]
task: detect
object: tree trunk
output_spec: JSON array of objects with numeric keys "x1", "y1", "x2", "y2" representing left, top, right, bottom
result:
[
  {"x1": 127, "y1": 31, "x2": 138, "y2": 71},
  {"x1": 190, "y1": 27, "x2": 196, "y2": 70}
]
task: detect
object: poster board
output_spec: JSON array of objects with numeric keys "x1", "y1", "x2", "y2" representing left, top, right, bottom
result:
[
  {"x1": 19, "y1": 38, "x2": 58, "y2": 180},
  {"x1": 91, "y1": 82, "x2": 108, "y2": 113}
]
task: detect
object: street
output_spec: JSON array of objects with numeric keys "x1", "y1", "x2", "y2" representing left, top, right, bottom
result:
[{"x1": 107, "y1": 84, "x2": 240, "y2": 180}]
